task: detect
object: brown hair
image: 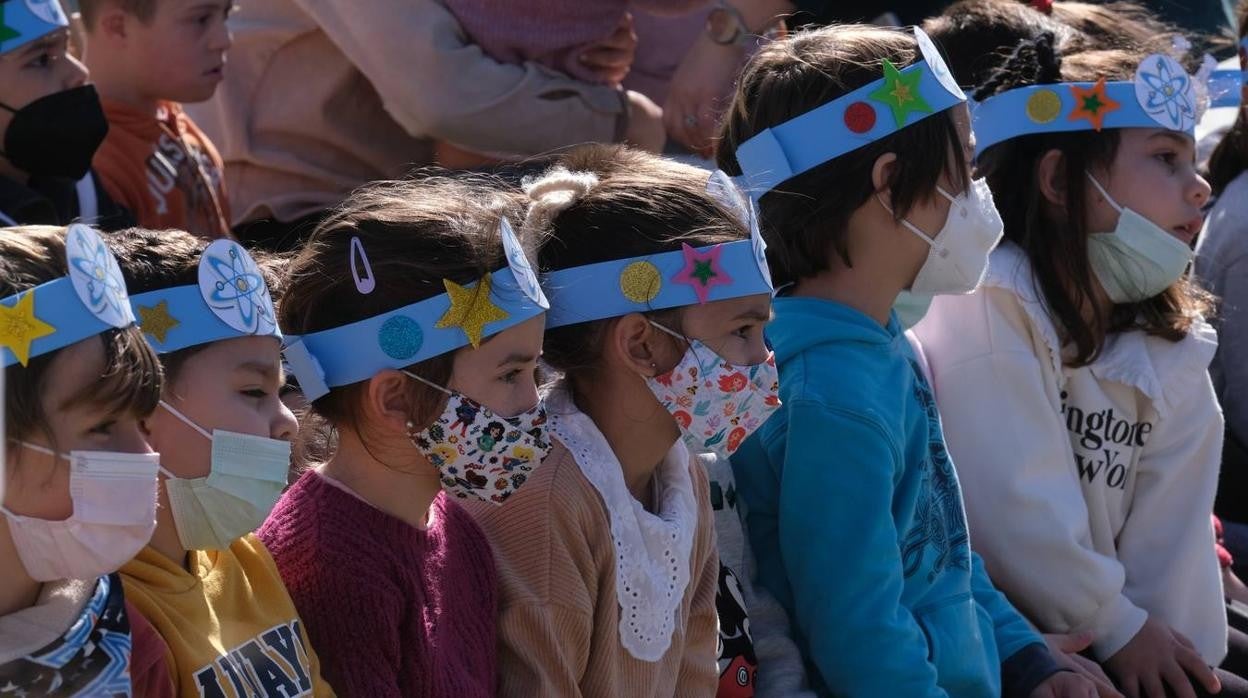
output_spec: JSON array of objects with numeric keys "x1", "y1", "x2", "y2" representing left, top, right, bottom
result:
[
  {"x1": 279, "y1": 174, "x2": 529, "y2": 440},
  {"x1": 715, "y1": 24, "x2": 969, "y2": 287},
  {"x1": 975, "y1": 37, "x2": 1211, "y2": 365},
  {"x1": 79, "y1": 0, "x2": 158, "y2": 27},
  {"x1": 531, "y1": 145, "x2": 748, "y2": 387},
  {"x1": 1, "y1": 226, "x2": 162, "y2": 447},
  {"x1": 107, "y1": 227, "x2": 286, "y2": 384},
  {"x1": 1207, "y1": 0, "x2": 1248, "y2": 195}
]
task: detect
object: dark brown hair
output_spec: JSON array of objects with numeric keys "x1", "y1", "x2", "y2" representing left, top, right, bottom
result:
[
  {"x1": 2, "y1": 226, "x2": 162, "y2": 447},
  {"x1": 975, "y1": 37, "x2": 1211, "y2": 365},
  {"x1": 279, "y1": 174, "x2": 529, "y2": 438},
  {"x1": 531, "y1": 145, "x2": 748, "y2": 387},
  {"x1": 715, "y1": 24, "x2": 969, "y2": 287},
  {"x1": 107, "y1": 227, "x2": 286, "y2": 385},
  {"x1": 1207, "y1": 0, "x2": 1248, "y2": 195}
]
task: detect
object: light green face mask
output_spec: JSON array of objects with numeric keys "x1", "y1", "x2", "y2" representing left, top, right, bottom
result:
[
  {"x1": 1085, "y1": 174, "x2": 1193, "y2": 304},
  {"x1": 158, "y1": 401, "x2": 291, "y2": 551},
  {"x1": 893, "y1": 290, "x2": 934, "y2": 329}
]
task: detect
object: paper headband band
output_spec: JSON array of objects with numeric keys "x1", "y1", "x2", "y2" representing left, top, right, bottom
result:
[
  {"x1": 129, "y1": 239, "x2": 281, "y2": 354},
  {"x1": 1210, "y1": 69, "x2": 1244, "y2": 108},
  {"x1": 1, "y1": 224, "x2": 135, "y2": 368},
  {"x1": 734, "y1": 27, "x2": 966, "y2": 199},
  {"x1": 972, "y1": 53, "x2": 1204, "y2": 156},
  {"x1": 541, "y1": 171, "x2": 773, "y2": 330},
  {"x1": 0, "y1": 0, "x2": 68, "y2": 55},
  {"x1": 282, "y1": 219, "x2": 548, "y2": 402}
]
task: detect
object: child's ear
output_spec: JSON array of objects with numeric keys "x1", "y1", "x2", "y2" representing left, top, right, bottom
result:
[
  {"x1": 609, "y1": 314, "x2": 663, "y2": 378},
  {"x1": 96, "y1": 5, "x2": 129, "y2": 42},
  {"x1": 364, "y1": 369, "x2": 417, "y2": 435},
  {"x1": 1036, "y1": 149, "x2": 1067, "y2": 209},
  {"x1": 870, "y1": 152, "x2": 899, "y2": 198}
]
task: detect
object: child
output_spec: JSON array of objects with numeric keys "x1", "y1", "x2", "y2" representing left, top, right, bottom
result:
[
  {"x1": 0, "y1": 223, "x2": 171, "y2": 696},
  {"x1": 107, "y1": 227, "x2": 333, "y2": 696},
  {"x1": 457, "y1": 145, "x2": 772, "y2": 696},
  {"x1": 262, "y1": 176, "x2": 550, "y2": 696},
  {"x1": 1200, "y1": 0, "x2": 1248, "y2": 524},
  {"x1": 0, "y1": 1, "x2": 132, "y2": 229},
  {"x1": 717, "y1": 24, "x2": 1090, "y2": 697},
  {"x1": 80, "y1": 0, "x2": 233, "y2": 240},
  {"x1": 911, "y1": 25, "x2": 1244, "y2": 697}
]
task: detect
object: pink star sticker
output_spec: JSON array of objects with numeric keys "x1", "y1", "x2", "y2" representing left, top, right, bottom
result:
[{"x1": 671, "y1": 243, "x2": 733, "y2": 304}]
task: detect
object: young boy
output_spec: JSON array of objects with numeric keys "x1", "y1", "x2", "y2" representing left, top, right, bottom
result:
[
  {"x1": 81, "y1": 0, "x2": 233, "y2": 239},
  {"x1": 717, "y1": 26, "x2": 1092, "y2": 698},
  {"x1": 0, "y1": 0, "x2": 132, "y2": 229},
  {"x1": 109, "y1": 227, "x2": 333, "y2": 696}
]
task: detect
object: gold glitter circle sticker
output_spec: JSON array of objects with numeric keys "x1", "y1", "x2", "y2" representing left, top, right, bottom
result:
[
  {"x1": 619, "y1": 261, "x2": 662, "y2": 303},
  {"x1": 1026, "y1": 89, "x2": 1062, "y2": 124}
]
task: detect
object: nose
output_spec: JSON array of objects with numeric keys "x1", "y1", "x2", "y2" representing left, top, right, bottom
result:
[
  {"x1": 1191, "y1": 170, "x2": 1212, "y2": 209},
  {"x1": 112, "y1": 419, "x2": 157, "y2": 455},
  {"x1": 62, "y1": 54, "x2": 88, "y2": 90},
  {"x1": 272, "y1": 400, "x2": 298, "y2": 442},
  {"x1": 210, "y1": 17, "x2": 232, "y2": 53}
]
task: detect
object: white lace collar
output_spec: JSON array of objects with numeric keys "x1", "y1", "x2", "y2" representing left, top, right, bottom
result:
[{"x1": 545, "y1": 383, "x2": 699, "y2": 662}]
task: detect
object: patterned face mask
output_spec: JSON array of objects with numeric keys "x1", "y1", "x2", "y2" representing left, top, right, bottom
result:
[
  {"x1": 644, "y1": 322, "x2": 781, "y2": 459},
  {"x1": 403, "y1": 370, "x2": 550, "y2": 505}
]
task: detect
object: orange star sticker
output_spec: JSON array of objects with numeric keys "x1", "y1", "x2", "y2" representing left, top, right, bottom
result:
[
  {"x1": 1068, "y1": 79, "x2": 1121, "y2": 131},
  {"x1": 0, "y1": 292, "x2": 56, "y2": 367}
]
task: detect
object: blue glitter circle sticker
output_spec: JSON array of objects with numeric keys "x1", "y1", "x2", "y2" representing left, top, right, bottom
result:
[{"x1": 378, "y1": 315, "x2": 423, "y2": 360}]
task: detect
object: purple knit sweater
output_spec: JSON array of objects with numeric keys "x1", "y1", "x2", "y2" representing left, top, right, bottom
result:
[
  {"x1": 258, "y1": 471, "x2": 497, "y2": 698},
  {"x1": 445, "y1": 0, "x2": 708, "y2": 84}
]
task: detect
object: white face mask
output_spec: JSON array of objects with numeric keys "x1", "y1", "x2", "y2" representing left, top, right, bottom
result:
[
  {"x1": 1085, "y1": 173, "x2": 1194, "y2": 304},
  {"x1": 2, "y1": 443, "x2": 159, "y2": 581},
  {"x1": 880, "y1": 178, "x2": 1005, "y2": 296},
  {"x1": 157, "y1": 401, "x2": 291, "y2": 551}
]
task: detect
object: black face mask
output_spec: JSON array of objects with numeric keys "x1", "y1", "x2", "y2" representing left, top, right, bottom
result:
[{"x1": 0, "y1": 85, "x2": 109, "y2": 181}]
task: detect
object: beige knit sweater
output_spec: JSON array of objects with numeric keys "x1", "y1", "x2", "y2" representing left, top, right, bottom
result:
[{"x1": 466, "y1": 438, "x2": 720, "y2": 697}]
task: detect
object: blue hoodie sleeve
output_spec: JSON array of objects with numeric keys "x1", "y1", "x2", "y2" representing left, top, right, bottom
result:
[
  {"x1": 776, "y1": 399, "x2": 947, "y2": 698},
  {"x1": 970, "y1": 553, "x2": 1060, "y2": 696}
]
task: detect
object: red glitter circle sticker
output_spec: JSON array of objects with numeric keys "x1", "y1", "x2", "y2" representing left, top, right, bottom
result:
[{"x1": 844, "y1": 102, "x2": 876, "y2": 133}]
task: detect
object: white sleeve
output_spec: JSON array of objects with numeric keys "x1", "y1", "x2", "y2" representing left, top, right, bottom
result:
[
  {"x1": 1116, "y1": 372, "x2": 1227, "y2": 665},
  {"x1": 293, "y1": 0, "x2": 623, "y2": 154}
]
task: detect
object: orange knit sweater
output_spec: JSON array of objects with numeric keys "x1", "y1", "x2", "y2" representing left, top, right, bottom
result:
[{"x1": 465, "y1": 438, "x2": 720, "y2": 697}]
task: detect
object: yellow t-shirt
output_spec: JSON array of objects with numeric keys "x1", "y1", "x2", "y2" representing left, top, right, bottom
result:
[{"x1": 121, "y1": 534, "x2": 335, "y2": 698}]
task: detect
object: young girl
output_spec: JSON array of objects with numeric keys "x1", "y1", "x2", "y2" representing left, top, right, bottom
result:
[
  {"x1": 911, "y1": 28, "x2": 1245, "y2": 697},
  {"x1": 0, "y1": 224, "x2": 171, "y2": 696},
  {"x1": 716, "y1": 24, "x2": 1089, "y2": 698},
  {"x1": 107, "y1": 227, "x2": 333, "y2": 696},
  {"x1": 458, "y1": 144, "x2": 774, "y2": 696},
  {"x1": 261, "y1": 176, "x2": 550, "y2": 696}
]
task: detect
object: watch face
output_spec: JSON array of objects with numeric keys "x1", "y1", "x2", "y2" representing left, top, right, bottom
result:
[{"x1": 707, "y1": 7, "x2": 741, "y2": 44}]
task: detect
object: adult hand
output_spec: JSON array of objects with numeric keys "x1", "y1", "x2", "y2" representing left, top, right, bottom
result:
[
  {"x1": 1103, "y1": 617, "x2": 1220, "y2": 698},
  {"x1": 1044, "y1": 633, "x2": 1124, "y2": 698},
  {"x1": 1030, "y1": 670, "x2": 1102, "y2": 698},
  {"x1": 580, "y1": 12, "x2": 637, "y2": 87},
  {"x1": 663, "y1": 34, "x2": 748, "y2": 157},
  {"x1": 624, "y1": 90, "x2": 666, "y2": 153}
]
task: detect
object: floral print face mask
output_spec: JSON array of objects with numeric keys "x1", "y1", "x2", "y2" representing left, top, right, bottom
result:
[
  {"x1": 644, "y1": 323, "x2": 781, "y2": 459},
  {"x1": 404, "y1": 370, "x2": 550, "y2": 505}
]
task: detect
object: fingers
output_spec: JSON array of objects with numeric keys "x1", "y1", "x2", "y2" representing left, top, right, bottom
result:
[
  {"x1": 578, "y1": 46, "x2": 631, "y2": 84},
  {"x1": 1049, "y1": 632, "x2": 1095, "y2": 654},
  {"x1": 1140, "y1": 670, "x2": 1166, "y2": 698},
  {"x1": 1160, "y1": 660, "x2": 1197, "y2": 698},
  {"x1": 1175, "y1": 645, "x2": 1221, "y2": 694}
]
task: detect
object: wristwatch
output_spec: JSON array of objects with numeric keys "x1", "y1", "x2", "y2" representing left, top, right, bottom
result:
[{"x1": 706, "y1": 1, "x2": 752, "y2": 46}]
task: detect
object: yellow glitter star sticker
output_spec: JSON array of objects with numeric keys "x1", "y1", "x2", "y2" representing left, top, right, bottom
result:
[
  {"x1": 0, "y1": 292, "x2": 56, "y2": 367},
  {"x1": 137, "y1": 300, "x2": 180, "y2": 345},
  {"x1": 435, "y1": 273, "x2": 509, "y2": 348}
]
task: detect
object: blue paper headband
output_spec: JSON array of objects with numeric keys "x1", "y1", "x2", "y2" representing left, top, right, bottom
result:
[
  {"x1": 1, "y1": 224, "x2": 135, "y2": 368},
  {"x1": 734, "y1": 27, "x2": 966, "y2": 199},
  {"x1": 973, "y1": 53, "x2": 1204, "y2": 156},
  {"x1": 541, "y1": 171, "x2": 773, "y2": 329},
  {"x1": 129, "y1": 239, "x2": 281, "y2": 354},
  {"x1": 0, "y1": 0, "x2": 68, "y2": 55},
  {"x1": 282, "y1": 219, "x2": 549, "y2": 401},
  {"x1": 1210, "y1": 69, "x2": 1244, "y2": 109}
]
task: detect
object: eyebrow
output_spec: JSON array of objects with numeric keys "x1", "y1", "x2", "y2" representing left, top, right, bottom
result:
[
  {"x1": 497, "y1": 352, "x2": 539, "y2": 367},
  {"x1": 236, "y1": 360, "x2": 279, "y2": 380},
  {"x1": 1148, "y1": 131, "x2": 1195, "y2": 148},
  {"x1": 732, "y1": 308, "x2": 774, "y2": 322},
  {"x1": 15, "y1": 34, "x2": 61, "y2": 60}
]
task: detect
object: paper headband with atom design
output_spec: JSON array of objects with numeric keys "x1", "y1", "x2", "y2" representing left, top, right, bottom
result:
[
  {"x1": 281, "y1": 218, "x2": 549, "y2": 402},
  {"x1": 1, "y1": 225, "x2": 136, "y2": 368},
  {"x1": 733, "y1": 27, "x2": 966, "y2": 200},
  {"x1": 972, "y1": 53, "x2": 1208, "y2": 156},
  {"x1": 128, "y1": 239, "x2": 281, "y2": 357},
  {"x1": 0, "y1": 0, "x2": 68, "y2": 56},
  {"x1": 541, "y1": 170, "x2": 774, "y2": 330}
]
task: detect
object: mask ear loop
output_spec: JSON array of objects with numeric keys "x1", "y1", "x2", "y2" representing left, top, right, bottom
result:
[
  {"x1": 401, "y1": 370, "x2": 454, "y2": 397},
  {"x1": 876, "y1": 194, "x2": 940, "y2": 250},
  {"x1": 1086, "y1": 173, "x2": 1125, "y2": 214},
  {"x1": 158, "y1": 401, "x2": 212, "y2": 440}
]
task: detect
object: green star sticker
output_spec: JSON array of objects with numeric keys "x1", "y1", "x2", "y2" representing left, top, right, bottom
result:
[
  {"x1": 868, "y1": 60, "x2": 932, "y2": 128},
  {"x1": 691, "y1": 260, "x2": 717, "y2": 285},
  {"x1": 0, "y1": 5, "x2": 22, "y2": 48}
]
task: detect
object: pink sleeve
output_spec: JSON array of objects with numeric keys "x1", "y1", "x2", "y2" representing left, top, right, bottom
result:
[{"x1": 126, "y1": 601, "x2": 175, "y2": 698}]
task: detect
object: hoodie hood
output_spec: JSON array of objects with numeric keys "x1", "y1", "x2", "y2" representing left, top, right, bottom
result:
[{"x1": 767, "y1": 295, "x2": 903, "y2": 366}]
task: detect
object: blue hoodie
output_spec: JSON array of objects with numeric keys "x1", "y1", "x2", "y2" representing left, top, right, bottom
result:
[{"x1": 732, "y1": 296, "x2": 1055, "y2": 697}]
